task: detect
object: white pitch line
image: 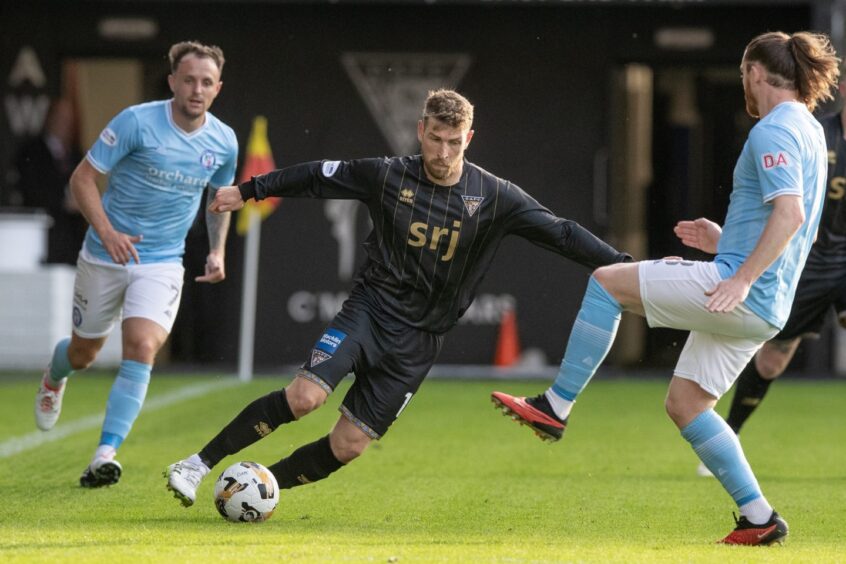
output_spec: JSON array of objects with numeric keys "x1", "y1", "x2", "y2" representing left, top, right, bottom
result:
[{"x1": 0, "y1": 378, "x2": 243, "y2": 459}]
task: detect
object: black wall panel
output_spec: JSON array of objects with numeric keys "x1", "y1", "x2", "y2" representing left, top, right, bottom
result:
[{"x1": 0, "y1": 1, "x2": 809, "y2": 369}]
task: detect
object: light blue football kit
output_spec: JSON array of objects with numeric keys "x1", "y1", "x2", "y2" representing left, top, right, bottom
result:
[
  {"x1": 548, "y1": 100, "x2": 827, "y2": 520},
  {"x1": 85, "y1": 100, "x2": 238, "y2": 263},
  {"x1": 716, "y1": 101, "x2": 827, "y2": 328},
  {"x1": 57, "y1": 100, "x2": 237, "y2": 452}
]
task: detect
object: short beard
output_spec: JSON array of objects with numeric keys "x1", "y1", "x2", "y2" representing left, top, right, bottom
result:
[
  {"x1": 424, "y1": 159, "x2": 459, "y2": 182},
  {"x1": 424, "y1": 164, "x2": 446, "y2": 180}
]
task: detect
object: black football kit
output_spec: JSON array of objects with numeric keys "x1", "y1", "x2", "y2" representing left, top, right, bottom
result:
[
  {"x1": 238, "y1": 155, "x2": 631, "y2": 437},
  {"x1": 776, "y1": 112, "x2": 846, "y2": 340}
]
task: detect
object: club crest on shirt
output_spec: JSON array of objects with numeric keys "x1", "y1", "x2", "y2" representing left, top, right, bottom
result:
[
  {"x1": 762, "y1": 152, "x2": 788, "y2": 170},
  {"x1": 461, "y1": 195, "x2": 484, "y2": 217},
  {"x1": 200, "y1": 149, "x2": 216, "y2": 170},
  {"x1": 399, "y1": 188, "x2": 415, "y2": 205},
  {"x1": 310, "y1": 349, "x2": 332, "y2": 367}
]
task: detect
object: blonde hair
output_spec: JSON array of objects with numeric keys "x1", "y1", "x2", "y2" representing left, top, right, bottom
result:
[
  {"x1": 422, "y1": 89, "x2": 474, "y2": 129},
  {"x1": 168, "y1": 41, "x2": 225, "y2": 74},
  {"x1": 744, "y1": 31, "x2": 840, "y2": 112}
]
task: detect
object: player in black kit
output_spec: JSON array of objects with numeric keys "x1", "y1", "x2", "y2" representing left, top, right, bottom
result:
[
  {"x1": 697, "y1": 79, "x2": 846, "y2": 477},
  {"x1": 165, "y1": 89, "x2": 631, "y2": 506}
]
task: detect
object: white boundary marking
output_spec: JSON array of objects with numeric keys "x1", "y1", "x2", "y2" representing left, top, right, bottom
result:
[{"x1": 0, "y1": 378, "x2": 242, "y2": 459}]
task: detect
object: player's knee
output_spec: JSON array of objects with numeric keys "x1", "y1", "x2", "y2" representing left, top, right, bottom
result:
[
  {"x1": 285, "y1": 388, "x2": 326, "y2": 418},
  {"x1": 664, "y1": 397, "x2": 681, "y2": 425},
  {"x1": 755, "y1": 352, "x2": 787, "y2": 379},
  {"x1": 592, "y1": 266, "x2": 615, "y2": 287},
  {"x1": 123, "y1": 336, "x2": 162, "y2": 363},
  {"x1": 663, "y1": 395, "x2": 692, "y2": 428},
  {"x1": 329, "y1": 435, "x2": 369, "y2": 463},
  {"x1": 592, "y1": 265, "x2": 631, "y2": 306},
  {"x1": 67, "y1": 346, "x2": 97, "y2": 370}
]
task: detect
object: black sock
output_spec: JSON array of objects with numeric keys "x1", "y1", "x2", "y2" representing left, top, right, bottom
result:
[
  {"x1": 726, "y1": 361, "x2": 773, "y2": 434},
  {"x1": 199, "y1": 388, "x2": 295, "y2": 468},
  {"x1": 267, "y1": 435, "x2": 345, "y2": 489}
]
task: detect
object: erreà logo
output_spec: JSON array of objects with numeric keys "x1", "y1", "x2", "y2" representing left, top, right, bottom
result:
[
  {"x1": 399, "y1": 188, "x2": 414, "y2": 205},
  {"x1": 341, "y1": 52, "x2": 472, "y2": 155},
  {"x1": 461, "y1": 195, "x2": 484, "y2": 217}
]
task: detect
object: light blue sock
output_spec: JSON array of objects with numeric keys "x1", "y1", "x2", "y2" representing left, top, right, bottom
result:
[
  {"x1": 681, "y1": 409, "x2": 763, "y2": 507},
  {"x1": 550, "y1": 276, "x2": 622, "y2": 402},
  {"x1": 48, "y1": 337, "x2": 74, "y2": 384},
  {"x1": 100, "y1": 360, "x2": 152, "y2": 449}
]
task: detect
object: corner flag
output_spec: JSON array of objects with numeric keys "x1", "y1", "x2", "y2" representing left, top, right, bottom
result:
[
  {"x1": 236, "y1": 116, "x2": 279, "y2": 382},
  {"x1": 236, "y1": 116, "x2": 280, "y2": 235}
]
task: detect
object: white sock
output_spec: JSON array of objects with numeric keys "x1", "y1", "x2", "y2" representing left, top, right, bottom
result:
[
  {"x1": 94, "y1": 445, "x2": 116, "y2": 462},
  {"x1": 544, "y1": 389, "x2": 574, "y2": 420},
  {"x1": 187, "y1": 453, "x2": 210, "y2": 475},
  {"x1": 739, "y1": 496, "x2": 773, "y2": 525}
]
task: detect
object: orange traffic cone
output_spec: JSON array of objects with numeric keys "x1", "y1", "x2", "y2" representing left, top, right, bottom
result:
[{"x1": 494, "y1": 308, "x2": 521, "y2": 367}]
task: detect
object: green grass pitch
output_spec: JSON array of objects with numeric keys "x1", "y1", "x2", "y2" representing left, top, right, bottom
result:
[{"x1": 1, "y1": 371, "x2": 844, "y2": 562}]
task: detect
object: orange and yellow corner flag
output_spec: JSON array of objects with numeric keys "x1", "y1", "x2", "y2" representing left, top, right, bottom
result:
[{"x1": 236, "y1": 116, "x2": 280, "y2": 235}]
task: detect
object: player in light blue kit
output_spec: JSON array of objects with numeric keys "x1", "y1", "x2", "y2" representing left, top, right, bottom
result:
[
  {"x1": 33, "y1": 41, "x2": 238, "y2": 488},
  {"x1": 491, "y1": 31, "x2": 839, "y2": 545}
]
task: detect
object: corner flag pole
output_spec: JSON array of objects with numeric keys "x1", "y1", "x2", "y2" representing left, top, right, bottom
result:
[
  {"x1": 237, "y1": 208, "x2": 261, "y2": 382},
  {"x1": 234, "y1": 115, "x2": 279, "y2": 382}
]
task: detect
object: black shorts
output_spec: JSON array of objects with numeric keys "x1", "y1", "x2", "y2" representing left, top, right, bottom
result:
[
  {"x1": 297, "y1": 292, "x2": 444, "y2": 439},
  {"x1": 776, "y1": 266, "x2": 846, "y2": 341}
]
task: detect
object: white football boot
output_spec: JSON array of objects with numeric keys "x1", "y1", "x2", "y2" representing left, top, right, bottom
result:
[
  {"x1": 34, "y1": 367, "x2": 67, "y2": 431},
  {"x1": 165, "y1": 457, "x2": 210, "y2": 507},
  {"x1": 80, "y1": 452, "x2": 123, "y2": 488}
]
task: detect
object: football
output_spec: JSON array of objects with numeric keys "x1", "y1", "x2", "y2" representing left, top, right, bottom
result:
[{"x1": 213, "y1": 461, "x2": 279, "y2": 522}]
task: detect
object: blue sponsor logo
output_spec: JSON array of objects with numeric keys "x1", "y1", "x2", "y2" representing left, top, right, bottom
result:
[
  {"x1": 72, "y1": 306, "x2": 82, "y2": 327},
  {"x1": 315, "y1": 328, "x2": 347, "y2": 354}
]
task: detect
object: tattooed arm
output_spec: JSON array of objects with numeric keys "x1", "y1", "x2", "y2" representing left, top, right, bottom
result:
[{"x1": 196, "y1": 186, "x2": 231, "y2": 283}]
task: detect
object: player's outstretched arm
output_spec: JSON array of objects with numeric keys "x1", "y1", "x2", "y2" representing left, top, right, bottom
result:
[
  {"x1": 208, "y1": 185, "x2": 244, "y2": 213},
  {"x1": 673, "y1": 218, "x2": 722, "y2": 255},
  {"x1": 563, "y1": 221, "x2": 633, "y2": 268},
  {"x1": 502, "y1": 186, "x2": 632, "y2": 268}
]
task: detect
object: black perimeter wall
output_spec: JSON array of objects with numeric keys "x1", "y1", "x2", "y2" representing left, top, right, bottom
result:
[{"x1": 0, "y1": 1, "x2": 809, "y2": 369}]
